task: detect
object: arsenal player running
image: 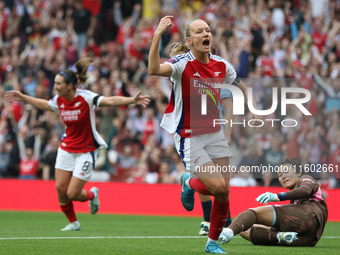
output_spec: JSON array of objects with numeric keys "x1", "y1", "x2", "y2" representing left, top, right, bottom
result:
[{"x1": 5, "y1": 58, "x2": 150, "y2": 231}]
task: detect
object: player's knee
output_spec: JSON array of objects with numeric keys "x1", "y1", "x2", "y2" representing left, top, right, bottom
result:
[
  {"x1": 210, "y1": 180, "x2": 227, "y2": 196},
  {"x1": 55, "y1": 183, "x2": 68, "y2": 195},
  {"x1": 245, "y1": 209, "x2": 257, "y2": 217},
  {"x1": 66, "y1": 190, "x2": 81, "y2": 201},
  {"x1": 240, "y1": 229, "x2": 251, "y2": 240}
]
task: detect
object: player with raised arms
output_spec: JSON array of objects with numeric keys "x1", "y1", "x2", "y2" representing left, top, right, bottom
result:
[
  {"x1": 202, "y1": 158, "x2": 328, "y2": 247},
  {"x1": 5, "y1": 58, "x2": 150, "y2": 231},
  {"x1": 148, "y1": 16, "x2": 261, "y2": 253}
]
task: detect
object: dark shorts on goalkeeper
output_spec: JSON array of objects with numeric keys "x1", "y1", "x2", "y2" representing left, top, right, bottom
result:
[{"x1": 272, "y1": 203, "x2": 319, "y2": 246}]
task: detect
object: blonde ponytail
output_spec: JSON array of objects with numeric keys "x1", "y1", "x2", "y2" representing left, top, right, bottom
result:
[{"x1": 170, "y1": 42, "x2": 190, "y2": 57}]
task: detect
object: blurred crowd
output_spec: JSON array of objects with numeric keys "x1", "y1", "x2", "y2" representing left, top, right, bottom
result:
[{"x1": 0, "y1": 0, "x2": 339, "y2": 190}]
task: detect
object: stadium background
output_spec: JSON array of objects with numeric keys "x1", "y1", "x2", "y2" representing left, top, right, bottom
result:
[{"x1": 0, "y1": 0, "x2": 339, "y2": 219}]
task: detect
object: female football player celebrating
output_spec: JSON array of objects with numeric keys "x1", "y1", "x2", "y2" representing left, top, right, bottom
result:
[
  {"x1": 148, "y1": 16, "x2": 261, "y2": 253},
  {"x1": 6, "y1": 58, "x2": 150, "y2": 231}
]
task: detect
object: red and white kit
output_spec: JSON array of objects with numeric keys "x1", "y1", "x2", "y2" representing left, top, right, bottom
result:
[
  {"x1": 162, "y1": 51, "x2": 235, "y2": 171},
  {"x1": 48, "y1": 89, "x2": 107, "y2": 180}
]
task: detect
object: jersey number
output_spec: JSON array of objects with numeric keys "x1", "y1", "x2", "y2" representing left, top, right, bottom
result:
[{"x1": 82, "y1": 161, "x2": 91, "y2": 172}]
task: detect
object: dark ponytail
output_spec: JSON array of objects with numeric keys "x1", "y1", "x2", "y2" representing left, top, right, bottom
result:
[
  {"x1": 76, "y1": 58, "x2": 91, "y2": 85},
  {"x1": 59, "y1": 58, "x2": 91, "y2": 88}
]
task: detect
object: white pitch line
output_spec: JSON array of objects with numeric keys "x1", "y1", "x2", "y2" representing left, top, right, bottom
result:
[
  {"x1": 0, "y1": 236, "x2": 206, "y2": 240},
  {"x1": 0, "y1": 236, "x2": 339, "y2": 240}
]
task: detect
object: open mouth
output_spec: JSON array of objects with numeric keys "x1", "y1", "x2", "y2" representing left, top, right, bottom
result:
[
  {"x1": 283, "y1": 179, "x2": 289, "y2": 184},
  {"x1": 203, "y1": 39, "x2": 210, "y2": 48}
]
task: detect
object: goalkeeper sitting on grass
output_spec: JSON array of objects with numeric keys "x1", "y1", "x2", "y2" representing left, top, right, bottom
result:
[{"x1": 202, "y1": 158, "x2": 328, "y2": 246}]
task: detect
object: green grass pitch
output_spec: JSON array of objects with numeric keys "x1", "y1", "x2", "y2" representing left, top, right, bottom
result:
[{"x1": 0, "y1": 211, "x2": 339, "y2": 254}]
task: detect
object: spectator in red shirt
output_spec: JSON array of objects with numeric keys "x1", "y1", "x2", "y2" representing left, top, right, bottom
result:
[
  {"x1": 84, "y1": 37, "x2": 101, "y2": 57},
  {"x1": 18, "y1": 128, "x2": 42, "y2": 180},
  {"x1": 312, "y1": 17, "x2": 327, "y2": 53},
  {"x1": 141, "y1": 107, "x2": 160, "y2": 146},
  {"x1": 0, "y1": 1, "x2": 7, "y2": 37},
  {"x1": 256, "y1": 44, "x2": 277, "y2": 78}
]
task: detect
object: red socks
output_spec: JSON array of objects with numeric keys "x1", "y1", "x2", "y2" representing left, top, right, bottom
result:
[
  {"x1": 85, "y1": 190, "x2": 94, "y2": 201},
  {"x1": 209, "y1": 200, "x2": 230, "y2": 241},
  {"x1": 189, "y1": 177, "x2": 230, "y2": 240},
  {"x1": 60, "y1": 201, "x2": 77, "y2": 223},
  {"x1": 189, "y1": 178, "x2": 212, "y2": 195},
  {"x1": 60, "y1": 190, "x2": 94, "y2": 222}
]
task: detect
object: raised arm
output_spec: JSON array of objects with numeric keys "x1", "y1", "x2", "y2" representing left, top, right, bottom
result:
[
  {"x1": 314, "y1": 74, "x2": 334, "y2": 95},
  {"x1": 33, "y1": 134, "x2": 42, "y2": 159},
  {"x1": 17, "y1": 134, "x2": 26, "y2": 159},
  {"x1": 99, "y1": 91, "x2": 150, "y2": 108},
  {"x1": 327, "y1": 22, "x2": 340, "y2": 49},
  {"x1": 5, "y1": 90, "x2": 52, "y2": 111},
  {"x1": 148, "y1": 16, "x2": 173, "y2": 77}
]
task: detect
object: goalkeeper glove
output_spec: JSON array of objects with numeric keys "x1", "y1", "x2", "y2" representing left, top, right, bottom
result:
[{"x1": 256, "y1": 192, "x2": 280, "y2": 204}]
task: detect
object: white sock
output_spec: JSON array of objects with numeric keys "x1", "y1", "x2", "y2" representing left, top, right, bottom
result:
[
  {"x1": 225, "y1": 228, "x2": 234, "y2": 238},
  {"x1": 277, "y1": 232, "x2": 282, "y2": 244},
  {"x1": 207, "y1": 238, "x2": 218, "y2": 244}
]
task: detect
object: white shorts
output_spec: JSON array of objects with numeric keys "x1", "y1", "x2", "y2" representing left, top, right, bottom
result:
[
  {"x1": 173, "y1": 130, "x2": 233, "y2": 174},
  {"x1": 55, "y1": 147, "x2": 95, "y2": 181}
]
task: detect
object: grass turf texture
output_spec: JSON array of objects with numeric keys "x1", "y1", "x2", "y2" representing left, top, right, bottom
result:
[{"x1": 0, "y1": 211, "x2": 339, "y2": 254}]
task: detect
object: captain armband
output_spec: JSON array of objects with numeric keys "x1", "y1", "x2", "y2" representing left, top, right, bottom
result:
[{"x1": 93, "y1": 95, "x2": 100, "y2": 107}]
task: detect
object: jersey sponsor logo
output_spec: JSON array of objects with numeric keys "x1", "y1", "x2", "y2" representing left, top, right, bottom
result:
[
  {"x1": 61, "y1": 110, "x2": 81, "y2": 116},
  {"x1": 61, "y1": 109, "x2": 81, "y2": 121},
  {"x1": 61, "y1": 142, "x2": 66, "y2": 147},
  {"x1": 74, "y1": 102, "x2": 81, "y2": 107},
  {"x1": 185, "y1": 129, "x2": 192, "y2": 133},
  {"x1": 60, "y1": 103, "x2": 65, "y2": 108},
  {"x1": 193, "y1": 72, "x2": 200, "y2": 77},
  {"x1": 193, "y1": 80, "x2": 222, "y2": 106},
  {"x1": 214, "y1": 71, "x2": 221, "y2": 76}
]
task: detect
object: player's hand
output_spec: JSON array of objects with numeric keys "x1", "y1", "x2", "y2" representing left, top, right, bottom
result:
[
  {"x1": 155, "y1": 16, "x2": 173, "y2": 37},
  {"x1": 5, "y1": 90, "x2": 24, "y2": 102},
  {"x1": 255, "y1": 192, "x2": 280, "y2": 204},
  {"x1": 133, "y1": 91, "x2": 151, "y2": 108},
  {"x1": 249, "y1": 113, "x2": 263, "y2": 126}
]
